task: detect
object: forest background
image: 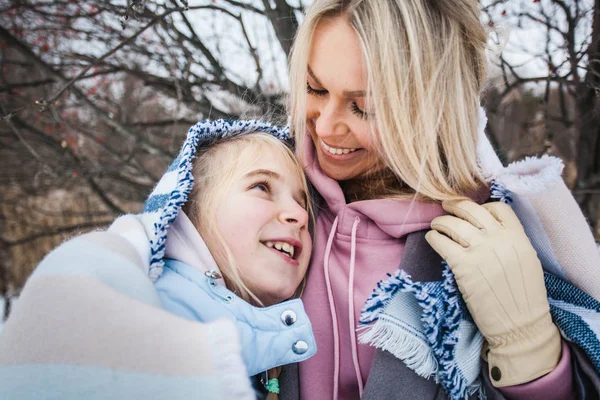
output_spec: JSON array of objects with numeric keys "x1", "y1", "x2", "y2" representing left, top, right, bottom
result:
[{"x1": 1, "y1": 0, "x2": 599, "y2": 321}]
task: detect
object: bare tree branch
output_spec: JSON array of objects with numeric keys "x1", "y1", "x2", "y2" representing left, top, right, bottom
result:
[{"x1": 1, "y1": 221, "x2": 113, "y2": 247}]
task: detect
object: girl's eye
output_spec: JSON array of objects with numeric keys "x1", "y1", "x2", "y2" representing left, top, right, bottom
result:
[
  {"x1": 350, "y1": 102, "x2": 370, "y2": 119},
  {"x1": 306, "y1": 82, "x2": 327, "y2": 97},
  {"x1": 297, "y1": 198, "x2": 307, "y2": 211},
  {"x1": 250, "y1": 180, "x2": 271, "y2": 193}
]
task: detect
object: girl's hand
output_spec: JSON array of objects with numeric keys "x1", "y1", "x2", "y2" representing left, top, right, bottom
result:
[{"x1": 425, "y1": 200, "x2": 561, "y2": 387}]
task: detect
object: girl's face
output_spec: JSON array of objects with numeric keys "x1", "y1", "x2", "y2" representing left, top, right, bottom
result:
[
  {"x1": 306, "y1": 17, "x2": 383, "y2": 181},
  {"x1": 214, "y1": 145, "x2": 312, "y2": 306}
]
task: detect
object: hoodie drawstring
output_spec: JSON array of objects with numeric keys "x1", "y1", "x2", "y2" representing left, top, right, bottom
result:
[
  {"x1": 324, "y1": 216, "x2": 364, "y2": 400},
  {"x1": 323, "y1": 216, "x2": 340, "y2": 400},
  {"x1": 348, "y1": 217, "x2": 363, "y2": 397}
]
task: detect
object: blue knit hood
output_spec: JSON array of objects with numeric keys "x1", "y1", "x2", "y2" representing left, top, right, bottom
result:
[{"x1": 139, "y1": 120, "x2": 290, "y2": 281}]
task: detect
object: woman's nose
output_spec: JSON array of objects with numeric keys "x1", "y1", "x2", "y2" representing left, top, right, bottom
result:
[{"x1": 314, "y1": 100, "x2": 346, "y2": 140}]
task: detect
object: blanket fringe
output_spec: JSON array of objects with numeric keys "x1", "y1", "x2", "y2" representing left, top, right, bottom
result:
[
  {"x1": 467, "y1": 380, "x2": 486, "y2": 400},
  {"x1": 358, "y1": 317, "x2": 438, "y2": 380}
]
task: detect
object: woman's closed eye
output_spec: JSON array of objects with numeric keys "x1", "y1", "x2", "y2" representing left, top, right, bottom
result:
[
  {"x1": 306, "y1": 82, "x2": 327, "y2": 96},
  {"x1": 350, "y1": 102, "x2": 369, "y2": 119},
  {"x1": 307, "y1": 81, "x2": 369, "y2": 119}
]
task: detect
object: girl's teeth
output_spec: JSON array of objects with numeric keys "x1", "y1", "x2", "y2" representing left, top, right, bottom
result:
[{"x1": 264, "y1": 241, "x2": 294, "y2": 258}]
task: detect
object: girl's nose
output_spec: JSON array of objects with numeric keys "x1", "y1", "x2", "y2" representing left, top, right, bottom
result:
[{"x1": 280, "y1": 202, "x2": 309, "y2": 229}]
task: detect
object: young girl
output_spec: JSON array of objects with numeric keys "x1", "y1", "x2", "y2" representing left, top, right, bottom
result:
[
  {"x1": 282, "y1": 0, "x2": 600, "y2": 399},
  {"x1": 149, "y1": 126, "x2": 317, "y2": 398},
  {"x1": 0, "y1": 121, "x2": 316, "y2": 400}
]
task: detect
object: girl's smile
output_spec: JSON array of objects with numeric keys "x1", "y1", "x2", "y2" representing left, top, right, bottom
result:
[{"x1": 262, "y1": 238, "x2": 302, "y2": 267}]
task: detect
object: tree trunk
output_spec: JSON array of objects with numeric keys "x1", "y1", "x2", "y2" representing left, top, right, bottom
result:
[{"x1": 262, "y1": 0, "x2": 299, "y2": 57}]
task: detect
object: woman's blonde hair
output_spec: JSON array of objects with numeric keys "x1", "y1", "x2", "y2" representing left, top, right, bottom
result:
[
  {"x1": 183, "y1": 133, "x2": 312, "y2": 306},
  {"x1": 289, "y1": 0, "x2": 488, "y2": 201}
]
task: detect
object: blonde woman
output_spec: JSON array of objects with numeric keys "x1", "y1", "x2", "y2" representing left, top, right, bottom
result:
[{"x1": 282, "y1": 0, "x2": 599, "y2": 399}]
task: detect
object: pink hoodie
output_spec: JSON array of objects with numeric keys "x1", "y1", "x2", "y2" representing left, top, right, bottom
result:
[
  {"x1": 298, "y1": 134, "x2": 573, "y2": 400},
  {"x1": 298, "y1": 135, "x2": 445, "y2": 399}
]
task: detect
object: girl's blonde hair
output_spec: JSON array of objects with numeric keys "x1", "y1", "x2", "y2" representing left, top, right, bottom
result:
[
  {"x1": 183, "y1": 133, "x2": 311, "y2": 306},
  {"x1": 289, "y1": 0, "x2": 488, "y2": 201}
]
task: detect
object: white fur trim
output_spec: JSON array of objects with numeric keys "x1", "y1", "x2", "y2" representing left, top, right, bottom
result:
[{"x1": 494, "y1": 155, "x2": 564, "y2": 195}]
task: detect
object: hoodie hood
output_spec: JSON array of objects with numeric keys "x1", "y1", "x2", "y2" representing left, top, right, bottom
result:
[
  {"x1": 164, "y1": 211, "x2": 220, "y2": 275},
  {"x1": 139, "y1": 120, "x2": 290, "y2": 281}
]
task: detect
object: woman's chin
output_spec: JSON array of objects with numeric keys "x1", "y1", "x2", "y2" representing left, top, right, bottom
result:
[{"x1": 317, "y1": 154, "x2": 362, "y2": 181}]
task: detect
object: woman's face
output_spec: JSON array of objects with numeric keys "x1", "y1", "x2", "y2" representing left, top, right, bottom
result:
[{"x1": 306, "y1": 17, "x2": 383, "y2": 181}]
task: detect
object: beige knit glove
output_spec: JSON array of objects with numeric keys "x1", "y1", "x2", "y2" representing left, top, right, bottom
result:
[{"x1": 425, "y1": 200, "x2": 561, "y2": 387}]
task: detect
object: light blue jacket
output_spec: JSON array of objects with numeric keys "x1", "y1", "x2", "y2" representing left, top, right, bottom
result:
[{"x1": 155, "y1": 259, "x2": 316, "y2": 376}]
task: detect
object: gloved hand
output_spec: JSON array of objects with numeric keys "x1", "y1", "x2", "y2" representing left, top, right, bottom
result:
[{"x1": 425, "y1": 200, "x2": 561, "y2": 387}]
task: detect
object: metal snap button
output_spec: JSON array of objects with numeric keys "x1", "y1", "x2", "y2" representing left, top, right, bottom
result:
[
  {"x1": 281, "y1": 310, "x2": 297, "y2": 326},
  {"x1": 491, "y1": 366, "x2": 502, "y2": 381},
  {"x1": 204, "y1": 270, "x2": 222, "y2": 280},
  {"x1": 292, "y1": 340, "x2": 308, "y2": 355}
]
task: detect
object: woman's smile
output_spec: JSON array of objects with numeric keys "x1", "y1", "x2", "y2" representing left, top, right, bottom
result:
[{"x1": 319, "y1": 138, "x2": 364, "y2": 160}]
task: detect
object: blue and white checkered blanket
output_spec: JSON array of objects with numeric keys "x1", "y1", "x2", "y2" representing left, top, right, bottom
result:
[{"x1": 359, "y1": 183, "x2": 600, "y2": 400}]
